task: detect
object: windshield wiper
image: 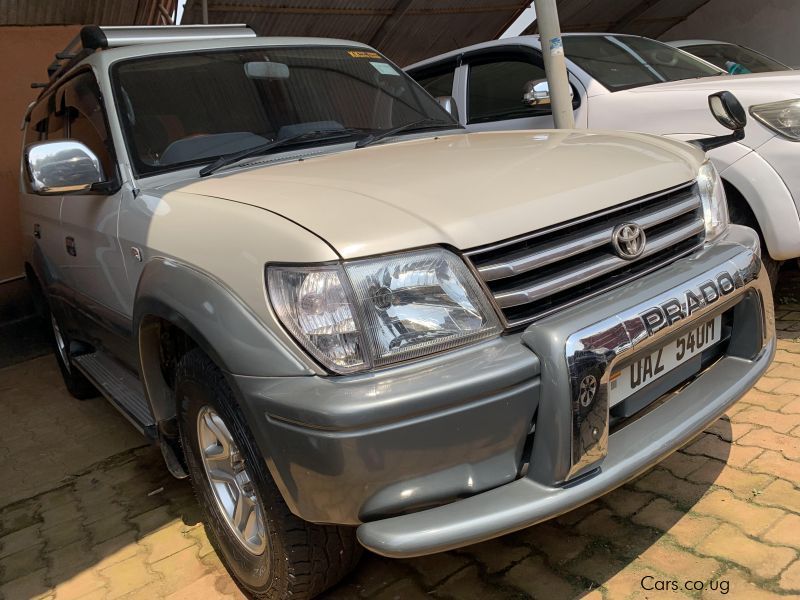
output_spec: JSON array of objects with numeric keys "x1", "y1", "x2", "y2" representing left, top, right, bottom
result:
[
  {"x1": 355, "y1": 118, "x2": 460, "y2": 149},
  {"x1": 199, "y1": 128, "x2": 363, "y2": 177}
]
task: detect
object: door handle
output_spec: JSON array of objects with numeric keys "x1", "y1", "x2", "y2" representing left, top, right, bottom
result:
[
  {"x1": 65, "y1": 236, "x2": 76, "y2": 257},
  {"x1": 33, "y1": 224, "x2": 41, "y2": 239}
]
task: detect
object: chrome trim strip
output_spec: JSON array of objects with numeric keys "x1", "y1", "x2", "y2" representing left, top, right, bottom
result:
[
  {"x1": 465, "y1": 181, "x2": 696, "y2": 258},
  {"x1": 563, "y1": 247, "x2": 770, "y2": 480},
  {"x1": 503, "y1": 244, "x2": 701, "y2": 328},
  {"x1": 478, "y1": 194, "x2": 701, "y2": 282},
  {"x1": 495, "y1": 218, "x2": 705, "y2": 309}
]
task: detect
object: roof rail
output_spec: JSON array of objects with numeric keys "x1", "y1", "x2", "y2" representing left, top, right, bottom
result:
[
  {"x1": 80, "y1": 24, "x2": 256, "y2": 49},
  {"x1": 32, "y1": 24, "x2": 257, "y2": 99}
]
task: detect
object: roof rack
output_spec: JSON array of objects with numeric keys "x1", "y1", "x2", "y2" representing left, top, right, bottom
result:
[
  {"x1": 34, "y1": 24, "x2": 256, "y2": 96},
  {"x1": 80, "y1": 24, "x2": 255, "y2": 50}
]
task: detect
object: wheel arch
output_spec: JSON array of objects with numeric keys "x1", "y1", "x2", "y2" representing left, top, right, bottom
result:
[
  {"x1": 719, "y1": 152, "x2": 800, "y2": 261},
  {"x1": 133, "y1": 257, "x2": 313, "y2": 425}
]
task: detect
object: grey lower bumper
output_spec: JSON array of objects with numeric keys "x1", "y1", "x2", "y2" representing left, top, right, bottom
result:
[{"x1": 357, "y1": 226, "x2": 775, "y2": 557}]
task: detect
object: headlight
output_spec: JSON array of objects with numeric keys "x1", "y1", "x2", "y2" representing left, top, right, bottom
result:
[
  {"x1": 750, "y1": 99, "x2": 800, "y2": 141},
  {"x1": 267, "y1": 248, "x2": 501, "y2": 373},
  {"x1": 697, "y1": 160, "x2": 729, "y2": 242}
]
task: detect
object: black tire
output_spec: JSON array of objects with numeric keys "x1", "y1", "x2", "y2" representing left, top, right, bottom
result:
[
  {"x1": 727, "y1": 192, "x2": 782, "y2": 291},
  {"x1": 46, "y1": 305, "x2": 98, "y2": 400},
  {"x1": 176, "y1": 348, "x2": 361, "y2": 599}
]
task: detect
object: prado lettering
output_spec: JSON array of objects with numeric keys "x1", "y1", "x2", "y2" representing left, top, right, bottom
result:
[{"x1": 640, "y1": 271, "x2": 742, "y2": 335}]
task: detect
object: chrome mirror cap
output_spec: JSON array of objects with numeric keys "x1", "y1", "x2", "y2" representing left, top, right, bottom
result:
[
  {"x1": 523, "y1": 79, "x2": 573, "y2": 107},
  {"x1": 523, "y1": 79, "x2": 551, "y2": 106},
  {"x1": 25, "y1": 140, "x2": 105, "y2": 195}
]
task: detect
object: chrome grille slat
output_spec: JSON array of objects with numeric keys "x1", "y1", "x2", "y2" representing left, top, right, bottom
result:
[
  {"x1": 477, "y1": 194, "x2": 701, "y2": 282},
  {"x1": 494, "y1": 218, "x2": 704, "y2": 308},
  {"x1": 466, "y1": 183, "x2": 706, "y2": 328}
]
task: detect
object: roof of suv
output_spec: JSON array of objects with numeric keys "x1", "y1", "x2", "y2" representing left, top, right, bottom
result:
[
  {"x1": 668, "y1": 39, "x2": 732, "y2": 47},
  {"x1": 405, "y1": 32, "x2": 649, "y2": 71},
  {"x1": 85, "y1": 36, "x2": 373, "y2": 68}
]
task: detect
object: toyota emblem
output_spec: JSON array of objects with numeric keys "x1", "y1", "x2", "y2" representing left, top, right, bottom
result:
[{"x1": 612, "y1": 222, "x2": 646, "y2": 260}]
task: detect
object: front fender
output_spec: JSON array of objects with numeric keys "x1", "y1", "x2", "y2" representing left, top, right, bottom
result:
[
  {"x1": 134, "y1": 258, "x2": 313, "y2": 422},
  {"x1": 134, "y1": 257, "x2": 312, "y2": 377}
]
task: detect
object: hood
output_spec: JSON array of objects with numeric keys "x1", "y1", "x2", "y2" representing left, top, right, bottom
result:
[
  {"x1": 593, "y1": 72, "x2": 800, "y2": 149},
  {"x1": 630, "y1": 71, "x2": 800, "y2": 100},
  {"x1": 176, "y1": 130, "x2": 703, "y2": 259},
  {"x1": 628, "y1": 71, "x2": 800, "y2": 98}
]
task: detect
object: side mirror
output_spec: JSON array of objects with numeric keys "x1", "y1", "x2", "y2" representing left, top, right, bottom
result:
[
  {"x1": 689, "y1": 91, "x2": 747, "y2": 152},
  {"x1": 25, "y1": 140, "x2": 105, "y2": 195},
  {"x1": 436, "y1": 96, "x2": 460, "y2": 121},
  {"x1": 708, "y1": 90, "x2": 747, "y2": 131},
  {"x1": 523, "y1": 79, "x2": 573, "y2": 106},
  {"x1": 523, "y1": 79, "x2": 551, "y2": 106}
]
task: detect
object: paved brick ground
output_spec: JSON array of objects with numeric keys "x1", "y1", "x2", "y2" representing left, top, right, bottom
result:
[{"x1": 1, "y1": 300, "x2": 799, "y2": 599}]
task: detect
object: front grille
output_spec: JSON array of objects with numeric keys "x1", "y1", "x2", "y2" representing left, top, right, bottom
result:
[{"x1": 466, "y1": 182, "x2": 705, "y2": 329}]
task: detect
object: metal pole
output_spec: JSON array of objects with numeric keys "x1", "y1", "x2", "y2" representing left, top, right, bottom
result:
[
  {"x1": 532, "y1": 0, "x2": 575, "y2": 128},
  {"x1": 202, "y1": 0, "x2": 209, "y2": 24}
]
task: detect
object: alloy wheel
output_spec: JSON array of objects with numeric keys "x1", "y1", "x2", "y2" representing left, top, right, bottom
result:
[{"x1": 196, "y1": 406, "x2": 267, "y2": 555}]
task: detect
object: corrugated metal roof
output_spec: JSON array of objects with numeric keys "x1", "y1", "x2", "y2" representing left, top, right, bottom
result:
[
  {"x1": 0, "y1": 0, "x2": 177, "y2": 26},
  {"x1": 182, "y1": 0, "x2": 531, "y2": 65},
  {"x1": 521, "y1": 0, "x2": 712, "y2": 38}
]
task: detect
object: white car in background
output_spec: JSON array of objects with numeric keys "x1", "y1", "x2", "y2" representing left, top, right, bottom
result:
[
  {"x1": 668, "y1": 39, "x2": 794, "y2": 74},
  {"x1": 406, "y1": 33, "x2": 800, "y2": 282}
]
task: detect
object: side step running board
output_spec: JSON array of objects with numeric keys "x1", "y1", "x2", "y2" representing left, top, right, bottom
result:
[{"x1": 72, "y1": 352, "x2": 156, "y2": 438}]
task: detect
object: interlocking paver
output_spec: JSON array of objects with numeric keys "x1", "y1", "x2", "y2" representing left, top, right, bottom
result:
[
  {"x1": 756, "y1": 479, "x2": 800, "y2": 513},
  {"x1": 601, "y1": 487, "x2": 654, "y2": 517},
  {"x1": 692, "y1": 489, "x2": 784, "y2": 536},
  {"x1": 53, "y1": 569, "x2": 106, "y2": 600},
  {"x1": 505, "y1": 554, "x2": 579, "y2": 598},
  {"x1": 697, "y1": 523, "x2": 796, "y2": 579},
  {"x1": 632, "y1": 498, "x2": 719, "y2": 549},
  {"x1": 0, "y1": 567, "x2": 50, "y2": 600},
  {"x1": 779, "y1": 560, "x2": 800, "y2": 592},
  {"x1": 638, "y1": 541, "x2": 723, "y2": 584},
  {"x1": 0, "y1": 298, "x2": 798, "y2": 599},
  {"x1": 100, "y1": 554, "x2": 157, "y2": 600},
  {"x1": 150, "y1": 546, "x2": 211, "y2": 596},
  {"x1": 455, "y1": 538, "x2": 529, "y2": 574},
  {"x1": 687, "y1": 462, "x2": 774, "y2": 498},
  {"x1": 764, "y1": 513, "x2": 800, "y2": 550},
  {"x1": 0, "y1": 522, "x2": 42, "y2": 559},
  {"x1": 405, "y1": 552, "x2": 470, "y2": 587},
  {"x1": 738, "y1": 428, "x2": 800, "y2": 460}
]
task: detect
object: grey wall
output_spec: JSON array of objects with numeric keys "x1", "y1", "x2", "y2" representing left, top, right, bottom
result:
[{"x1": 661, "y1": 0, "x2": 800, "y2": 67}]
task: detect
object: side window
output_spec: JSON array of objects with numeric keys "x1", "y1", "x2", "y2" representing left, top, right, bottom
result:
[
  {"x1": 24, "y1": 101, "x2": 49, "y2": 147},
  {"x1": 60, "y1": 72, "x2": 115, "y2": 179},
  {"x1": 467, "y1": 56, "x2": 548, "y2": 124},
  {"x1": 413, "y1": 66, "x2": 456, "y2": 98}
]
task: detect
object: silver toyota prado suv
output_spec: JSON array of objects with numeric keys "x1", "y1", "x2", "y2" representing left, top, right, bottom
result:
[{"x1": 20, "y1": 24, "x2": 775, "y2": 599}]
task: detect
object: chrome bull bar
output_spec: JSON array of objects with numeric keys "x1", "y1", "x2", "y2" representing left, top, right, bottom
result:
[{"x1": 561, "y1": 246, "x2": 771, "y2": 481}]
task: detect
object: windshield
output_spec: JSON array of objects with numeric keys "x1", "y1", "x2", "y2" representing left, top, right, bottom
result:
[
  {"x1": 562, "y1": 35, "x2": 722, "y2": 91},
  {"x1": 683, "y1": 43, "x2": 791, "y2": 74},
  {"x1": 113, "y1": 45, "x2": 455, "y2": 176}
]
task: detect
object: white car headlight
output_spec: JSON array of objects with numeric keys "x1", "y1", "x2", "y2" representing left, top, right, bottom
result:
[
  {"x1": 697, "y1": 160, "x2": 729, "y2": 242},
  {"x1": 267, "y1": 248, "x2": 501, "y2": 373},
  {"x1": 750, "y1": 99, "x2": 800, "y2": 141}
]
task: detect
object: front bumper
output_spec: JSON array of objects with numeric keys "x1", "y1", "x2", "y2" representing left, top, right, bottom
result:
[{"x1": 235, "y1": 225, "x2": 774, "y2": 556}]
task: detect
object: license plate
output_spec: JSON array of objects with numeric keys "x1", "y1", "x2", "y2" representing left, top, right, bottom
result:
[{"x1": 609, "y1": 316, "x2": 722, "y2": 407}]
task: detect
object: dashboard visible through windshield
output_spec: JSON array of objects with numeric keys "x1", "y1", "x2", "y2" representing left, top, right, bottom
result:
[{"x1": 112, "y1": 45, "x2": 455, "y2": 176}]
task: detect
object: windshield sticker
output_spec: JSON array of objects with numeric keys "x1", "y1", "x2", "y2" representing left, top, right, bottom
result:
[
  {"x1": 370, "y1": 61, "x2": 400, "y2": 76},
  {"x1": 348, "y1": 50, "x2": 382, "y2": 59}
]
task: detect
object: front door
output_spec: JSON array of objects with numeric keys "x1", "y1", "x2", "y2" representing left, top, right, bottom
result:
[
  {"x1": 54, "y1": 70, "x2": 136, "y2": 366},
  {"x1": 462, "y1": 48, "x2": 587, "y2": 132}
]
